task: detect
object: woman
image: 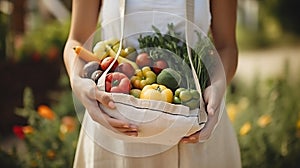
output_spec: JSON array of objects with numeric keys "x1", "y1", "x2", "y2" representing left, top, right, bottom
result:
[{"x1": 64, "y1": 0, "x2": 241, "y2": 167}]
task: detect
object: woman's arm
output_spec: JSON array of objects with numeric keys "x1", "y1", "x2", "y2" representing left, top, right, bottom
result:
[
  {"x1": 64, "y1": 0, "x2": 101, "y2": 78},
  {"x1": 63, "y1": 0, "x2": 138, "y2": 136},
  {"x1": 181, "y1": 0, "x2": 238, "y2": 143},
  {"x1": 210, "y1": 0, "x2": 238, "y2": 85}
]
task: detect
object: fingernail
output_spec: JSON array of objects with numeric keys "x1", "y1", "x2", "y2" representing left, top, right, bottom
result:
[
  {"x1": 123, "y1": 125, "x2": 130, "y2": 128},
  {"x1": 182, "y1": 141, "x2": 188, "y2": 144},
  {"x1": 108, "y1": 101, "x2": 115, "y2": 108},
  {"x1": 189, "y1": 137, "x2": 196, "y2": 140},
  {"x1": 130, "y1": 125, "x2": 138, "y2": 129}
]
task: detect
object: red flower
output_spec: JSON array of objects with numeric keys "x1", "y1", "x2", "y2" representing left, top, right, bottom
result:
[
  {"x1": 13, "y1": 125, "x2": 25, "y2": 139},
  {"x1": 31, "y1": 51, "x2": 41, "y2": 62},
  {"x1": 46, "y1": 46, "x2": 59, "y2": 61}
]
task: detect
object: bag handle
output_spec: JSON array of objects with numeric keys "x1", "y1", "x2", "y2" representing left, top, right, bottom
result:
[
  {"x1": 97, "y1": 0, "x2": 126, "y2": 90},
  {"x1": 185, "y1": 0, "x2": 208, "y2": 124},
  {"x1": 185, "y1": 0, "x2": 200, "y2": 92},
  {"x1": 99, "y1": 0, "x2": 199, "y2": 92},
  {"x1": 98, "y1": 0, "x2": 207, "y2": 125}
]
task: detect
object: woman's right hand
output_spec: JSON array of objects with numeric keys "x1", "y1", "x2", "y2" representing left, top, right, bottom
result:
[{"x1": 71, "y1": 76, "x2": 138, "y2": 136}]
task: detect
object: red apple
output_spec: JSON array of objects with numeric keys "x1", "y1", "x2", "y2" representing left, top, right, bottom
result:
[
  {"x1": 135, "y1": 52, "x2": 152, "y2": 68},
  {"x1": 152, "y1": 59, "x2": 168, "y2": 74},
  {"x1": 115, "y1": 62, "x2": 135, "y2": 78},
  {"x1": 100, "y1": 56, "x2": 118, "y2": 71}
]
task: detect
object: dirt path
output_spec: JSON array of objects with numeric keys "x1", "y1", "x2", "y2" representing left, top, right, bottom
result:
[{"x1": 235, "y1": 46, "x2": 300, "y2": 83}]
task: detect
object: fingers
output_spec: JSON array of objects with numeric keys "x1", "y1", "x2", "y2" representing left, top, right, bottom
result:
[
  {"x1": 91, "y1": 108, "x2": 139, "y2": 136},
  {"x1": 204, "y1": 86, "x2": 217, "y2": 115},
  {"x1": 180, "y1": 131, "x2": 200, "y2": 144},
  {"x1": 198, "y1": 109, "x2": 219, "y2": 141},
  {"x1": 105, "y1": 117, "x2": 138, "y2": 136},
  {"x1": 90, "y1": 87, "x2": 115, "y2": 109},
  {"x1": 103, "y1": 113, "x2": 137, "y2": 130},
  {"x1": 73, "y1": 77, "x2": 138, "y2": 136},
  {"x1": 180, "y1": 116, "x2": 218, "y2": 144}
]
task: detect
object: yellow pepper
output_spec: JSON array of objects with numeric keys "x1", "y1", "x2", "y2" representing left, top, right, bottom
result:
[
  {"x1": 140, "y1": 84, "x2": 173, "y2": 103},
  {"x1": 131, "y1": 66, "x2": 156, "y2": 89}
]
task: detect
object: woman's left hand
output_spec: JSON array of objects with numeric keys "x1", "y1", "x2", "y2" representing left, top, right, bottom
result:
[{"x1": 180, "y1": 80, "x2": 226, "y2": 144}]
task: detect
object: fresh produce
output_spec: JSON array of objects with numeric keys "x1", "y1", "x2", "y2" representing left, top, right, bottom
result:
[
  {"x1": 73, "y1": 46, "x2": 100, "y2": 62},
  {"x1": 93, "y1": 39, "x2": 119, "y2": 60},
  {"x1": 124, "y1": 47, "x2": 136, "y2": 56},
  {"x1": 91, "y1": 70, "x2": 103, "y2": 83},
  {"x1": 92, "y1": 39, "x2": 139, "y2": 70},
  {"x1": 129, "y1": 89, "x2": 142, "y2": 98},
  {"x1": 156, "y1": 68, "x2": 182, "y2": 91},
  {"x1": 108, "y1": 48, "x2": 139, "y2": 70},
  {"x1": 112, "y1": 43, "x2": 127, "y2": 57},
  {"x1": 115, "y1": 62, "x2": 135, "y2": 78},
  {"x1": 138, "y1": 23, "x2": 211, "y2": 92},
  {"x1": 74, "y1": 24, "x2": 209, "y2": 111},
  {"x1": 105, "y1": 72, "x2": 131, "y2": 94},
  {"x1": 112, "y1": 43, "x2": 136, "y2": 57},
  {"x1": 131, "y1": 66, "x2": 157, "y2": 89},
  {"x1": 140, "y1": 84, "x2": 173, "y2": 103},
  {"x1": 81, "y1": 61, "x2": 101, "y2": 78},
  {"x1": 152, "y1": 59, "x2": 168, "y2": 74},
  {"x1": 100, "y1": 56, "x2": 118, "y2": 71},
  {"x1": 135, "y1": 52, "x2": 153, "y2": 68},
  {"x1": 173, "y1": 88, "x2": 200, "y2": 110}
]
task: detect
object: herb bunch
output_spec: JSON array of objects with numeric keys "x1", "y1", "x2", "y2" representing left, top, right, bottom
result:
[{"x1": 138, "y1": 23, "x2": 211, "y2": 92}]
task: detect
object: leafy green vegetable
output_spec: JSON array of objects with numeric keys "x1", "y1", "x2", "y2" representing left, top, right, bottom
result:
[{"x1": 138, "y1": 23, "x2": 211, "y2": 92}]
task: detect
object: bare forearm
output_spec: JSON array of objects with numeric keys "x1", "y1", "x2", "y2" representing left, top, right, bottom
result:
[
  {"x1": 210, "y1": 0, "x2": 238, "y2": 86},
  {"x1": 63, "y1": 0, "x2": 101, "y2": 85},
  {"x1": 217, "y1": 45, "x2": 238, "y2": 86},
  {"x1": 63, "y1": 39, "x2": 85, "y2": 83}
]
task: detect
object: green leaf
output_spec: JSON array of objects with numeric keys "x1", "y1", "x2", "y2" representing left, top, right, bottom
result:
[{"x1": 23, "y1": 87, "x2": 35, "y2": 109}]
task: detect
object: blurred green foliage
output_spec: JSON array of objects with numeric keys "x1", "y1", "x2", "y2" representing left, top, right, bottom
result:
[
  {"x1": 8, "y1": 74, "x2": 78, "y2": 168},
  {"x1": 0, "y1": 13, "x2": 8, "y2": 60},
  {"x1": 238, "y1": 0, "x2": 300, "y2": 50},
  {"x1": 227, "y1": 63, "x2": 300, "y2": 168},
  {"x1": 15, "y1": 21, "x2": 70, "y2": 62},
  {"x1": 260, "y1": 0, "x2": 300, "y2": 36},
  {"x1": 0, "y1": 147, "x2": 22, "y2": 168}
]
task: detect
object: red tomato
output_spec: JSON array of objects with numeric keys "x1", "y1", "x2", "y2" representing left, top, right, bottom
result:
[
  {"x1": 135, "y1": 52, "x2": 152, "y2": 68},
  {"x1": 152, "y1": 59, "x2": 168, "y2": 74},
  {"x1": 115, "y1": 62, "x2": 135, "y2": 78},
  {"x1": 100, "y1": 57, "x2": 119, "y2": 71}
]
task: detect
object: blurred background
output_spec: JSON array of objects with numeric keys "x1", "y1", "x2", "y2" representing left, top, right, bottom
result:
[{"x1": 0, "y1": 0, "x2": 299, "y2": 167}]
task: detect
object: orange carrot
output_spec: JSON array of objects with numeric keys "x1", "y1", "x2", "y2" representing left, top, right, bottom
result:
[{"x1": 73, "y1": 46, "x2": 100, "y2": 62}]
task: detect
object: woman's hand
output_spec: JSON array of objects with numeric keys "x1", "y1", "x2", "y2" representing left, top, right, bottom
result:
[
  {"x1": 180, "y1": 80, "x2": 225, "y2": 143},
  {"x1": 71, "y1": 76, "x2": 138, "y2": 136}
]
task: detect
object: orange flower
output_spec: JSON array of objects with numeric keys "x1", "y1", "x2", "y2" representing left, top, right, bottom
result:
[
  {"x1": 60, "y1": 116, "x2": 76, "y2": 134},
  {"x1": 37, "y1": 105, "x2": 55, "y2": 120},
  {"x1": 22, "y1": 126, "x2": 34, "y2": 134},
  {"x1": 257, "y1": 114, "x2": 272, "y2": 128},
  {"x1": 46, "y1": 150, "x2": 56, "y2": 160},
  {"x1": 296, "y1": 120, "x2": 300, "y2": 138},
  {"x1": 239, "y1": 122, "x2": 251, "y2": 136},
  {"x1": 297, "y1": 120, "x2": 300, "y2": 130}
]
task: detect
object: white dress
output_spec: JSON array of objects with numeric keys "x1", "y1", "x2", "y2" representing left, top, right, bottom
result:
[{"x1": 73, "y1": 0, "x2": 241, "y2": 167}]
